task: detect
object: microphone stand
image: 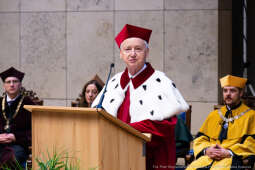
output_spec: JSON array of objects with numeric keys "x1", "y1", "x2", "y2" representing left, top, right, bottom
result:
[{"x1": 96, "y1": 63, "x2": 114, "y2": 109}]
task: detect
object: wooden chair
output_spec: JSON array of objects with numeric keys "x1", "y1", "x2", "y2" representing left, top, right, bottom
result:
[
  {"x1": 175, "y1": 105, "x2": 193, "y2": 165},
  {"x1": 242, "y1": 96, "x2": 255, "y2": 108},
  {"x1": 71, "y1": 96, "x2": 81, "y2": 107},
  {"x1": 21, "y1": 87, "x2": 43, "y2": 105}
]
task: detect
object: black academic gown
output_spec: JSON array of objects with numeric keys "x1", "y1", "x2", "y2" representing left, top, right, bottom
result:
[{"x1": 0, "y1": 94, "x2": 34, "y2": 165}]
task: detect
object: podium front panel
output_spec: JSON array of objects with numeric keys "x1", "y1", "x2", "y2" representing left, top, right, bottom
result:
[{"x1": 26, "y1": 106, "x2": 147, "y2": 170}]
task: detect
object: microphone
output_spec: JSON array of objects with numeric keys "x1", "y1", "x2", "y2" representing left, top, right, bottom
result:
[{"x1": 96, "y1": 63, "x2": 115, "y2": 109}]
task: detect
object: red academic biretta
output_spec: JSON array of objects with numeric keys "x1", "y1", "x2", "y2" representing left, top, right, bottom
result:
[
  {"x1": 0, "y1": 67, "x2": 25, "y2": 82},
  {"x1": 115, "y1": 24, "x2": 152, "y2": 48}
]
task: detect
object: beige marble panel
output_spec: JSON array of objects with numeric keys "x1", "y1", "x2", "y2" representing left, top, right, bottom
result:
[
  {"x1": 20, "y1": 13, "x2": 66, "y2": 99},
  {"x1": 21, "y1": 0, "x2": 65, "y2": 11},
  {"x1": 0, "y1": 0, "x2": 19, "y2": 11},
  {"x1": 67, "y1": 0, "x2": 113, "y2": 11},
  {"x1": 165, "y1": 0, "x2": 218, "y2": 9},
  {"x1": 116, "y1": 0, "x2": 163, "y2": 10},
  {"x1": 0, "y1": 13, "x2": 20, "y2": 95},
  {"x1": 189, "y1": 101, "x2": 217, "y2": 135},
  {"x1": 43, "y1": 99, "x2": 67, "y2": 106},
  {"x1": 165, "y1": 10, "x2": 218, "y2": 102},
  {"x1": 67, "y1": 12, "x2": 113, "y2": 99},
  {"x1": 0, "y1": 13, "x2": 19, "y2": 70},
  {"x1": 114, "y1": 11, "x2": 164, "y2": 73}
]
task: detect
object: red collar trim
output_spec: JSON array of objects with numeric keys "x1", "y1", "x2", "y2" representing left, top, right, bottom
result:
[
  {"x1": 120, "y1": 69, "x2": 130, "y2": 89},
  {"x1": 120, "y1": 63, "x2": 155, "y2": 89}
]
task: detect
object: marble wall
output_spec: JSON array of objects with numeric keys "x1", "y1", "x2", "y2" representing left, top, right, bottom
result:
[{"x1": 0, "y1": 0, "x2": 232, "y2": 134}]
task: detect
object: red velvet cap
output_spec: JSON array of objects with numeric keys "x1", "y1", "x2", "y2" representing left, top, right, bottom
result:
[
  {"x1": 115, "y1": 24, "x2": 152, "y2": 48},
  {"x1": 0, "y1": 67, "x2": 25, "y2": 82}
]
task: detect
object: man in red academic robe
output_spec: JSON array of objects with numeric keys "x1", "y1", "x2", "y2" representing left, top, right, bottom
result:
[{"x1": 92, "y1": 24, "x2": 189, "y2": 170}]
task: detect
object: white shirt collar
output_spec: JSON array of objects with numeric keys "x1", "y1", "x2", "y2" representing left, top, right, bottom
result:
[
  {"x1": 128, "y1": 64, "x2": 147, "y2": 79},
  {"x1": 6, "y1": 94, "x2": 20, "y2": 102}
]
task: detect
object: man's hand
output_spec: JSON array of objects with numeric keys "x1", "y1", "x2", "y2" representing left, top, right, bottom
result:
[
  {"x1": 205, "y1": 144, "x2": 231, "y2": 160},
  {"x1": 0, "y1": 133, "x2": 16, "y2": 143}
]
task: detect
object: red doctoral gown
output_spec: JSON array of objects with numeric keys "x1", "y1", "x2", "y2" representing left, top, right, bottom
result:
[{"x1": 117, "y1": 64, "x2": 177, "y2": 170}]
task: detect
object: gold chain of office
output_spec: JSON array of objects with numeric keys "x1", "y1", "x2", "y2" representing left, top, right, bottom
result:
[
  {"x1": 1, "y1": 93, "x2": 25, "y2": 131},
  {"x1": 218, "y1": 108, "x2": 251, "y2": 123}
]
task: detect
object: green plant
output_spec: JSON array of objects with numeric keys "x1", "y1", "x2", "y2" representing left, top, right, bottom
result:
[
  {"x1": 35, "y1": 148, "x2": 80, "y2": 170},
  {"x1": 0, "y1": 148, "x2": 97, "y2": 170}
]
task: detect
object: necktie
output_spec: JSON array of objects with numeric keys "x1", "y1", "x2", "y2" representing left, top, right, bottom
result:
[
  {"x1": 117, "y1": 87, "x2": 131, "y2": 123},
  {"x1": 218, "y1": 109, "x2": 232, "y2": 142},
  {"x1": 7, "y1": 100, "x2": 14, "y2": 106}
]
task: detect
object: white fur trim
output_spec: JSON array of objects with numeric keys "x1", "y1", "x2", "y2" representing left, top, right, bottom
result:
[{"x1": 92, "y1": 71, "x2": 189, "y2": 123}]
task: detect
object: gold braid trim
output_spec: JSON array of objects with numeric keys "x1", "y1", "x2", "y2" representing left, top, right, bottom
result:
[
  {"x1": 218, "y1": 108, "x2": 251, "y2": 123},
  {"x1": 2, "y1": 93, "x2": 25, "y2": 131}
]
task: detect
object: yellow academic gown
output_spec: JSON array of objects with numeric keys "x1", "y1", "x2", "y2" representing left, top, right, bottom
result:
[{"x1": 187, "y1": 103, "x2": 255, "y2": 170}]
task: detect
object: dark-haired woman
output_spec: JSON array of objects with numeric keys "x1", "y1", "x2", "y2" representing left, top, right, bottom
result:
[{"x1": 79, "y1": 80, "x2": 102, "y2": 107}]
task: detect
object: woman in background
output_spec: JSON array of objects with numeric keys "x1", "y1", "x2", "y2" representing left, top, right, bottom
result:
[{"x1": 78, "y1": 80, "x2": 103, "y2": 107}]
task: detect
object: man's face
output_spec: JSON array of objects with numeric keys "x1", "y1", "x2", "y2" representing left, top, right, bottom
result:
[
  {"x1": 223, "y1": 86, "x2": 243, "y2": 107},
  {"x1": 120, "y1": 37, "x2": 149, "y2": 75},
  {"x1": 3, "y1": 77, "x2": 21, "y2": 98}
]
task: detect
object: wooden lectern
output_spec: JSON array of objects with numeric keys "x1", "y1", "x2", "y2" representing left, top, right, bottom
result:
[{"x1": 24, "y1": 105, "x2": 150, "y2": 170}]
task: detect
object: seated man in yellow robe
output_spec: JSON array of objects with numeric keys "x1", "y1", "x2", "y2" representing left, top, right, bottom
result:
[{"x1": 187, "y1": 75, "x2": 255, "y2": 170}]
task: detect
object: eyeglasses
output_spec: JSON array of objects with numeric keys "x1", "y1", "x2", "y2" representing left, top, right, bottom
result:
[
  {"x1": 4, "y1": 80, "x2": 20, "y2": 84},
  {"x1": 122, "y1": 48, "x2": 145, "y2": 54}
]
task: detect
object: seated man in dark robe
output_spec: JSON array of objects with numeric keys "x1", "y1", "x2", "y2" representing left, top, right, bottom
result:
[
  {"x1": 92, "y1": 24, "x2": 189, "y2": 170},
  {"x1": 0, "y1": 67, "x2": 34, "y2": 168}
]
